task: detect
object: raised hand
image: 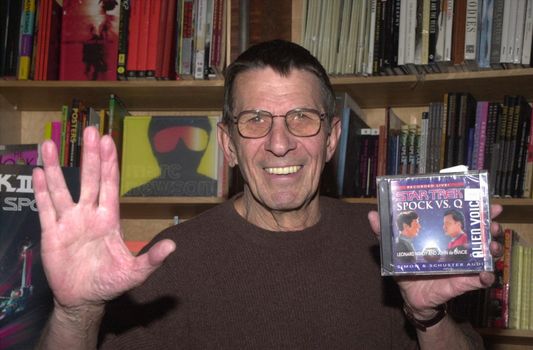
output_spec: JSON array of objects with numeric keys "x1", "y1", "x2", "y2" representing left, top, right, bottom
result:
[
  {"x1": 367, "y1": 205, "x2": 503, "y2": 317},
  {"x1": 32, "y1": 126, "x2": 176, "y2": 310}
]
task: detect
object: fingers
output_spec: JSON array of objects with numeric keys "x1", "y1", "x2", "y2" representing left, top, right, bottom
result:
[
  {"x1": 33, "y1": 167, "x2": 57, "y2": 232},
  {"x1": 79, "y1": 127, "x2": 102, "y2": 206},
  {"x1": 367, "y1": 210, "x2": 381, "y2": 237},
  {"x1": 490, "y1": 203, "x2": 503, "y2": 220},
  {"x1": 41, "y1": 140, "x2": 74, "y2": 216},
  {"x1": 97, "y1": 135, "x2": 120, "y2": 218}
]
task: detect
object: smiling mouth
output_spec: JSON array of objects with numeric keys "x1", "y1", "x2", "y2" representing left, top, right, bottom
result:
[{"x1": 264, "y1": 165, "x2": 302, "y2": 175}]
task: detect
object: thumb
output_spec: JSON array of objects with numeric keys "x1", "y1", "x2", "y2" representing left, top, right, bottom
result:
[
  {"x1": 368, "y1": 210, "x2": 381, "y2": 238},
  {"x1": 130, "y1": 239, "x2": 176, "y2": 286}
]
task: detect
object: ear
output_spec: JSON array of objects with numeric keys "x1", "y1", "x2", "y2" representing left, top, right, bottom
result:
[
  {"x1": 325, "y1": 117, "x2": 341, "y2": 162},
  {"x1": 217, "y1": 122, "x2": 238, "y2": 167}
]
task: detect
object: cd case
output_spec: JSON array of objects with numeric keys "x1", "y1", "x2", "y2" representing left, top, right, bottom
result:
[{"x1": 377, "y1": 171, "x2": 493, "y2": 276}]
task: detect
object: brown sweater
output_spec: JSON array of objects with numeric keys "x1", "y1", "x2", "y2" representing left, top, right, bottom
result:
[{"x1": 98, "y1": 197, "x2": 426, "y2": 349}]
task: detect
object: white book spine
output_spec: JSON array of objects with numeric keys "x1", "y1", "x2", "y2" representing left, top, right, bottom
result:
[
  {"x1": 366, "y1": 0, "x2": 377, "y2": 75},
  {"x1": 405, "y1": 0, "x2": 417, "y2": 64},
  {"x1": 505, "y1": 0, "x2": 518, "y2": 62},
  {"x1": 464, "y1": 0, "x2": 479, "y2": 61},
  {"x1": 513, "y1": 0, "x2": 528, "y2": 63},
  {"x1": 444, "y1": 0, "x2": 454, "y2": 61},
  {"x1": 500, "y1": 0, "x2": 511, "y2": 62},
  {"x1": 522, "y1": 0, "x2": 533, "y2": 64},
  {"x1": 356, "y1": 0, "x2": 368, "y2": 74},
  {"x1": 398, "y1": 0, "x2": 408, "y2": 65}
]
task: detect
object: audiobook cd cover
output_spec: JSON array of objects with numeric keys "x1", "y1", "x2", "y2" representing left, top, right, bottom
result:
[{"x1": 377, "y1": 171, "x2": 493, "y2": 276}]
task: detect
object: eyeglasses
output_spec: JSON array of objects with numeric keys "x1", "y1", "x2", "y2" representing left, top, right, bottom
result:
[{"x1": 233, "y1": 108, "x2": 327, "y2": 139}]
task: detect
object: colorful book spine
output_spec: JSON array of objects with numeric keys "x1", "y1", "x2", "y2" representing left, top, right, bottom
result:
[{"x1": 17, "y1": 0, "x2": 37, "y2": 80}]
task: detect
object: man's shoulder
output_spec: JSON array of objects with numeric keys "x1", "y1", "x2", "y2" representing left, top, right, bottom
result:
[{"x1": 147, "y1": 200, "x2": 235, "y2": 247}]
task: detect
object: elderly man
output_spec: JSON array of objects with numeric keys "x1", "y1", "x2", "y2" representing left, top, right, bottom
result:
[{"x1": 33, "y1": 40, "x2": 502, "y2": 349}]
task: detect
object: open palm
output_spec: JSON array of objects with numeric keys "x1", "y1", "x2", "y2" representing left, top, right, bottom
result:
[{"x1": 32, "y1": 127, "x2": 175, "y2": 309}]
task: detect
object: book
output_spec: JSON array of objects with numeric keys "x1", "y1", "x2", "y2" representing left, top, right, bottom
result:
[
  {"x1": 0, "y1": 0, "x2": 23, "y2": 78},
  {"x1": 116, "y1": 0, "x2": 130, "y2": 80},
  {"x1": 59, "y1": 0, "x2": 121, "y2": 80},
  {"x1": 120, "y1": 115, "x2": 221, "y2": 197},
  {"x1": 377, "y1": 170, "x2": 493, "y2": 276},
  {"x1": 0, "y1": 164, "x2": 80, "y2": 350},
  {"x1": 0, "y1": 144, "x2": 41, "y2": 166},
  {"x1": 107, "y1": 94, "x2": 130, "y2": 165},
  {"x1": 331, "y1": 92, "x2": 368, "y2": 197},
  {"x1": 17, "y1": 0, "x2": 37, "y2": 80}
]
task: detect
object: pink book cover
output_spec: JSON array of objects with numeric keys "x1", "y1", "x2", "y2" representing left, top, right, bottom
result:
[{"x1": 59, "y1": 0, "x2": 121, "y2": 80}]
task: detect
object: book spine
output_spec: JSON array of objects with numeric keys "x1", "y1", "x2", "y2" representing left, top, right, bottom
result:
[
  {"x1": 126, "y1": 0, "x2": 141, "y2": 79},
  {"x1": 477, "y1": 101, "x2": 489, "y2": 170},
  {"x1": 162, "y1": 0, "x2": 177, "y2": 79},
  {"x1": 477, "y1": 0, "x2": 494, "y2": 68},
  {"x1": 146, "y1": 0, "x2": 162, "y2": 79},
  {"x1": 136, "y1": 0, "x2": 152, "y2": 78},
  {"x1": 464, "y1": 0, "x2": 479, "y2": 64},
  {"x1": 521, "y1": 0, "x2": 533, "y2": 64},
  {"x1": 523, "y1": 108, "x2": 533, "y2": 198},
  {"x1": 68, "y1": 100, "x2": 81, "y2": 167},
  {"x1": 513, "y1": 0, "x2": 527, "y2": 64},
  {"x1": 194, "y1": 0, "x2": 207, "y2": 79},
  {"x1": 44, "y1": 0, "x2": 62, "y2": 81},
  {"x1": 17, "y1": 0, "x2": 36, "y2": 80},
  {"x1": 450, "y1": 0, "x2": 465, "y2": 67},
  {"x1": 443, "y1": 0, "x2": 454, "y2": 62},
  {"x1": 490, "y1": 0, "x2": 505, "y2": 67},
  {"x1": 180, "y1": 0, "x2": 195, "y2": 75},
  {"x1": 117, "y1": 0, "x2": 130, "y2": 80}
]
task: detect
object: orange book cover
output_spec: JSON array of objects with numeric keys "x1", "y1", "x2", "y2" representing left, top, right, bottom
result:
[{"x1": 59, "y1": 0, "x2": 121, "y2": 80}]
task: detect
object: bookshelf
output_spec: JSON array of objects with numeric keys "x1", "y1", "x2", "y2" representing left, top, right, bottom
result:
[{"x1": 1, "y1": 0, "x2": 532, "y2": 347}]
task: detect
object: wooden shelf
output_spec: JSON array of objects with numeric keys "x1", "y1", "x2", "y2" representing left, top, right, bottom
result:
[
  {"x1": 118, "y1": 196, "x2": 533, "y2": 222},
  {"x1": 332, "y1": 68, "x2": 533, "y2": 108},
  {"x1": 3, "y1": 68, "x2": 533, "y2": 111},
  {"x1": 0, "y1": 79, "x2": 225, "y2": 111},
  {"x1": 342, "y1": 197, "x2": 533, "y2": 223}
]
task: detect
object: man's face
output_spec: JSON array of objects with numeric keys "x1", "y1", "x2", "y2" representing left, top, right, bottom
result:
[
  {"x1": 443, "y1": 214, "x2": 462, "y2": 238},
  {"x1": 403, "y1": 219, "x2": 420, "y2": 238},
  {"x1": 219, "y1": 67, "x2": 339, "y2": 213}
]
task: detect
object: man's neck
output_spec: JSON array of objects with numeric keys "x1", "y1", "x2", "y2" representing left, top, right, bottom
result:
[{"x1": 234, "y1": 192, "x2": 321, "y2": 232}]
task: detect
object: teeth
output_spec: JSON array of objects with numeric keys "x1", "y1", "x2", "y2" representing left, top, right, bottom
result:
[{"x1": 265, "y1": 166, "x2": 301, "y2": 175}]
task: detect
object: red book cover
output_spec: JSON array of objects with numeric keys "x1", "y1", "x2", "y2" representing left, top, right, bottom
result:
[
  {"x1": 44, "y1": 0, "x2": 62, "y2": 80},
  {"x1": 59, "y1": 0, "x2": 121, "y2": 80},
  {"x1": 161, "y1": 0, "x2": 177, "y2": 79},
  {"x1": 31, "y1": 0, "x2": 44, "y2": 80},
  {"x1": 147, "y1": 0, "x2": 162, "y2": 78},
  {"x1": 126, "y1": 0, "x2": 140, "y2": 79},
  {"x1": 136, "y1": 0, "x2": 151, "y2": 78},
  {"x1": 36, "y1": 0, "x2": 51, "y2": 80},
  {"x1": 155, "y1": 0, "x2": 167, "y2": 79}
]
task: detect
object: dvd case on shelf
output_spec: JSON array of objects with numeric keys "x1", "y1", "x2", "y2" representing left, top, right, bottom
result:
[{"x1": 377, "y1": 171, "x2": 493, "y2": 276}]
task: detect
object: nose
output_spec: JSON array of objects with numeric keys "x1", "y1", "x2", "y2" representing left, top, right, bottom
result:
[{"x1": 264, "y1": 116, "x2": 296, "y2": 156}]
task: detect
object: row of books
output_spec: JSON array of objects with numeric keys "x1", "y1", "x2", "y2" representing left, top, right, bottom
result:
[
  {"x1": 419, "y1": 94, "x2": 533, "y2": 198},
  {"x1": 300, "y1": 0, "x2": 533, "y2": 76},
  {"x1": 325, "y1": 92, "x2": 533, "y2": 199},
  {"x1": 451, "y1": 229, "x2": 533, "y2": 330},
  {"x1": 0, "y1": 0, "x2": 228, "y2": 81}
]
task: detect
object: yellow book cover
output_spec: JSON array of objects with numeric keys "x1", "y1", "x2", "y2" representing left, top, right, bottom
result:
[
  {"x1": 509, "y1": 244, "x2": 524, "y2": 329},
  {"x1": 120, "y1": 115, "x2": 220, "y2": 197}
]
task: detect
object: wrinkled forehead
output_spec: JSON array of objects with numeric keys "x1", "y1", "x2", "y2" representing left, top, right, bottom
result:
[{"x1": 232, "y1": 67, "x2": 324, "y2": 112}]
